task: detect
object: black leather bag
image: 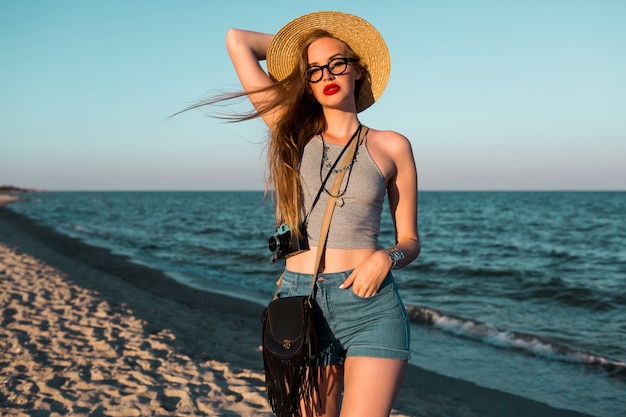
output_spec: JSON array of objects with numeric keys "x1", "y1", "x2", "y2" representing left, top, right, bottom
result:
[{"x1": 261, "y1": 295, "x2": 321, "y2": 417}]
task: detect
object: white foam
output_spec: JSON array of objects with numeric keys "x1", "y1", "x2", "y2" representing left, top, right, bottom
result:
[{"x1": 411, "y1": 306, "x2": 626, "y2": 371}]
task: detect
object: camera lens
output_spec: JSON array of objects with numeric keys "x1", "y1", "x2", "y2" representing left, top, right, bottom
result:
[{"x1": 268, "y1": 236, "x2": 279, "y2": 252}]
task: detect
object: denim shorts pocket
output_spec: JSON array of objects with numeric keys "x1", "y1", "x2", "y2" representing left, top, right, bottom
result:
[
  {"x1": 284, "y1": 278, "x2": 318, "y2": 298},
  {"x1": 276, "y1": 277, "x2": 296, "y2": 298},
  {"x1": 348, "y1": 277, "x2": 395, "y2": 301}
]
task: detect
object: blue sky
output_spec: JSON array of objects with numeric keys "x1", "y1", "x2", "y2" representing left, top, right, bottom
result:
[{"x1": 1, "y1": 0, "x2": 624, "y2": 191}]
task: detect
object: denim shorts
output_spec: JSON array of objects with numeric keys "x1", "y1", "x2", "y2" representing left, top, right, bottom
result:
[{"x1": 278, "y1": 269, "x2": 411, "y2": 365}]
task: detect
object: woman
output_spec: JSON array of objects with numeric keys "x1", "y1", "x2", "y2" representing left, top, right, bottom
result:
[{"x1": 218, "y1": 11, "x2": 419, "y2": 417}]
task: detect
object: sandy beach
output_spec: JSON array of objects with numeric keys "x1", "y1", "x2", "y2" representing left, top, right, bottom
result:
[{"x1": 0, "y1": 205, "x2": 595, "y2": 417}]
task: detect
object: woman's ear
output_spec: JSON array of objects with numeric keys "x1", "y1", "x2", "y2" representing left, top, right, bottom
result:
[{"x1": 354, "y1": 66, "x2": 362, "y2": 81}]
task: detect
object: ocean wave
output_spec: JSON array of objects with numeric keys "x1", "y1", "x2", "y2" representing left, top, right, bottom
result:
[
  {"x1": 509, "y1": 277, "x2": 623, "y2": 311},
  {"x1": 405, "y1": 305, "x2": 626, "y2": 378},
  {"x1": 71, "y1": 224, "x2": 92, "y2": 234},
  {"x1": 446, "y1": 264, "x2": 525, "y2": 279}
]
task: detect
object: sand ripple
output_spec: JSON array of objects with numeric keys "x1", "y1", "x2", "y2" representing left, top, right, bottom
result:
[{"x1": 0, "y1": 244, "x2": 271, "y2": 416}]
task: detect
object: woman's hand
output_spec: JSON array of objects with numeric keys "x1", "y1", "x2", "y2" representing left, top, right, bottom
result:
[{"x1": 339, "y1": 250, "x2": 392, "y2": 297}]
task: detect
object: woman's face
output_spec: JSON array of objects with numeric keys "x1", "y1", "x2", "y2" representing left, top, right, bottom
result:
[{"x1": 306, "y1": 37, "x2": 361, "y2": 112}]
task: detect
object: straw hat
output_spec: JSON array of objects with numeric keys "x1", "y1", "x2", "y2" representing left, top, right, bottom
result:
[{"x1": 267, "y1": 11, "x2": 390, "y2": 113}]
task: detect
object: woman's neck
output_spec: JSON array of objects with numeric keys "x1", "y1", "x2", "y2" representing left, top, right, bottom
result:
[{"x1": 321, "y1": 110, "x2": 360, "y2": 145}]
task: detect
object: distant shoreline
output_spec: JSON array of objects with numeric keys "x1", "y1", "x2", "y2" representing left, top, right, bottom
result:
[
  {"x1": 0, "y1": 194, "x2": 20, "y2": 207},
  {"x1": 0, "y1": 185, "x2": 43, "y2": 207}
]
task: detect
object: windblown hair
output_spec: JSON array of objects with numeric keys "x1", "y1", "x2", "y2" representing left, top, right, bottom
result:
[{"x1": 182, "y1": 30, "x2": 368, "y2": 235}]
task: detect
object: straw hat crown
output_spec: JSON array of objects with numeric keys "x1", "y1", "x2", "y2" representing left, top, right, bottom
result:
[{"x1": 267, "y1": 11, "x2": 390, "y2": 113}]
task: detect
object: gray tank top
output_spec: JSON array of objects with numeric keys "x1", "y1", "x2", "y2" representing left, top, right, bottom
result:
[{"x1": 300, "y1": 135, "x2": 386, "y2": 249}]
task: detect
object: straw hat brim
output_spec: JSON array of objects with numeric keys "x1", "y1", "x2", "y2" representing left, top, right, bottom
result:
[{"x1": 267, "y1": 11, "x2": 390, "y2": 113}]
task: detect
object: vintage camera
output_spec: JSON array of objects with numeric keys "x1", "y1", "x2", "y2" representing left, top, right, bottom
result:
[{"x1": 268, "y1": 222, "x2": 310, "y2": 261}]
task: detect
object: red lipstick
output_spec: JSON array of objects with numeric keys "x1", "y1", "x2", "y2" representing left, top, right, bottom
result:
[{"x1": 323, "y1": 84, "x2": 340, "y2": 96}]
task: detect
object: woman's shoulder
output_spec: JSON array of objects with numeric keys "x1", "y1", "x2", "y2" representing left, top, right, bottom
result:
[
  {"x1": 363, "y1": 128, "x2": 415, "y2": 178},
  {"x1": 365, "y1": 128, "x2": 413, "y2": 154}
]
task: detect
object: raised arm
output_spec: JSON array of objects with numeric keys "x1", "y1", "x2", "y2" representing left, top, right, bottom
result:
[{"x1": 225, "y1": 29, "x2": 281, "y2": 130}]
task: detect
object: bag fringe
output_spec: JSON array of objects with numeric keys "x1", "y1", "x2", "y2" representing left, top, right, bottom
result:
[{"x1": 262, "y1": 301, "x2": 322, "y2": 417}]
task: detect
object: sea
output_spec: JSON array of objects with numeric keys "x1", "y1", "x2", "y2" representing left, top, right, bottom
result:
[{"x1": 7, "y1": 191, "x2": 625, "y2": 417}]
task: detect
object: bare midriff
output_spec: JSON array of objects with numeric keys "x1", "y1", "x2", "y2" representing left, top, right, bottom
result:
[{"x1": 286, "y1": 246, "x2": 378, "y2": 274}]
